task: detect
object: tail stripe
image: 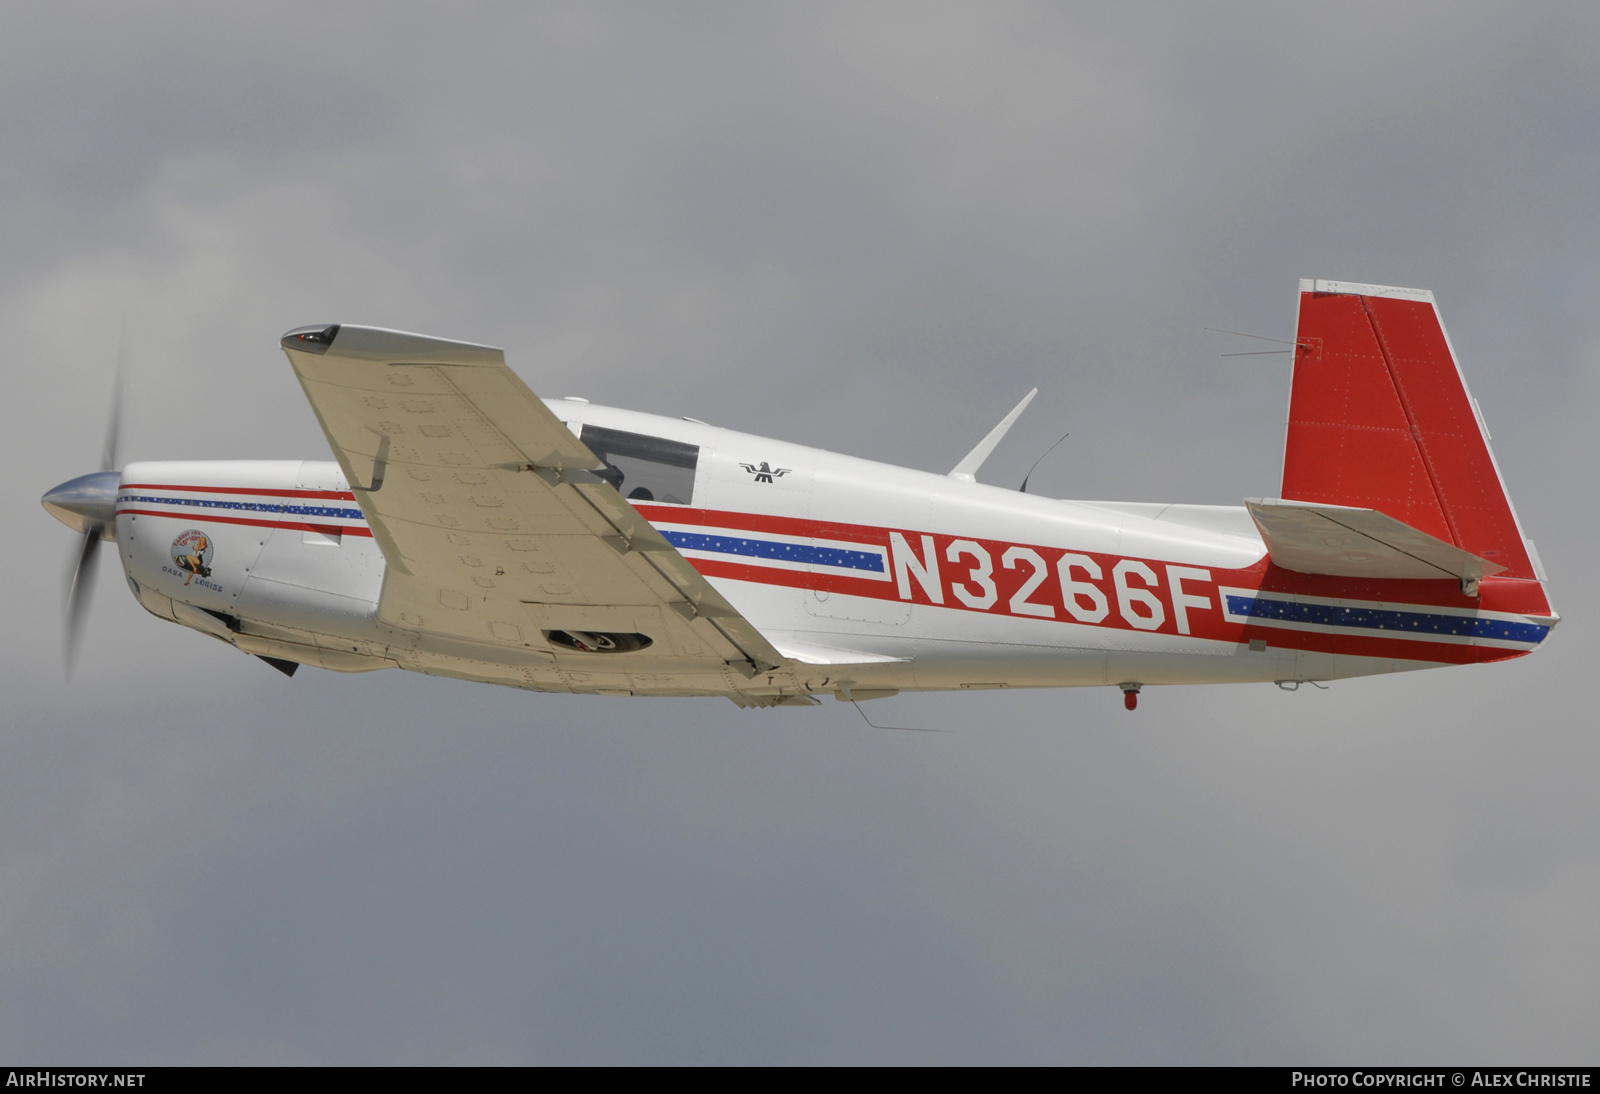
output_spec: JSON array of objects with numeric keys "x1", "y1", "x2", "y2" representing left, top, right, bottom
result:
[{"x1": 1222, "y1": 591, "x2": 1548, "y2": 646}]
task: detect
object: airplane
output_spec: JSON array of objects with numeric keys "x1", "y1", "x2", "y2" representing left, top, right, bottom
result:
[{"x1": 42, "y1": 279, "x2": 1559, "y2": 711}]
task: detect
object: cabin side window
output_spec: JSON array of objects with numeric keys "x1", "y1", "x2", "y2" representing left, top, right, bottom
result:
[{"x1": 580, "y1": 424, "x2": 699, "y2": 505}]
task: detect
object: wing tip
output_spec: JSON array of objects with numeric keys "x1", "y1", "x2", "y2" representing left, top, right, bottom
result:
[
  {"x1": 280, "y1": 324, "x2": 503, "y2": 365},
  {"x1": 280, "y1": 324, "x2": 341, "y2": 355}
]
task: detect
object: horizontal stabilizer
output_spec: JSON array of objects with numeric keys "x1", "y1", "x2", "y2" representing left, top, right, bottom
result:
[{"x1": 1245, "y1": 498, "x2": 1507, "y2": 582}]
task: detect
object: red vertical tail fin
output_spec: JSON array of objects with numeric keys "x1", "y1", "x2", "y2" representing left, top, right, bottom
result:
[{"x1": 1282, "y1": 280, "x2": 1538, "y2": 581}]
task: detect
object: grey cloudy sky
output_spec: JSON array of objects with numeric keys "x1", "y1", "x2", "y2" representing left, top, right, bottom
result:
[{"x1": 4, "y1": 2, "x2": 1598, "y2": 1063}]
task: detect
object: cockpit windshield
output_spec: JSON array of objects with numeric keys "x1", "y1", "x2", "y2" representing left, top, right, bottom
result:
[{"x1": 580, "y1": 424, "x2": 699, "y2": 505}]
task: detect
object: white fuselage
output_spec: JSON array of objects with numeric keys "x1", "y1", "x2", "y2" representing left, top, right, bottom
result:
[{"x1": 111, "y1": 399, "x2": 1548, "y2": 697}]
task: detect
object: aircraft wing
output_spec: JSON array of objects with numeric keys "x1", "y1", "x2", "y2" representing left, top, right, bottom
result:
[{"x1": 279, "y1": 324, "x2": 785, "y2": 680}]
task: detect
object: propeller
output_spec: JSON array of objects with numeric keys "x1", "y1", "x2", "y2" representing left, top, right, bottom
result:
[{"x1": 43, "y1": 341, "x2": 125, "y2": 673}]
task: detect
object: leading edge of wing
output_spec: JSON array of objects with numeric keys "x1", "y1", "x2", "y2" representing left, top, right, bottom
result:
[{"x1": 282, "y1": 324, "x2": 506, "y2": 367}]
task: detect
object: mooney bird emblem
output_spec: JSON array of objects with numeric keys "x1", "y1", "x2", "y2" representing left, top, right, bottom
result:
[{"x1": 739, "y1": 461, "x2": 791, "y2": 484}]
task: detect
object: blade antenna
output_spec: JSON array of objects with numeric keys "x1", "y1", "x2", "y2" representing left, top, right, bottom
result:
[
  {"x1": 948, "y1": 388, "x2": 1037, "y2": 483},
  {"x1": 1019, "y1": 431, "x2": 1070, "y2": 493}
]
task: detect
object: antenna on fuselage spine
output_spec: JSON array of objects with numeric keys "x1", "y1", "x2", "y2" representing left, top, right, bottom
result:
[
  {"x1": 948, "y1": 388, "x2": 1037, "y2": 484},
  {"x1": 1018, "y1": 430, "x2": 1070, "y2": 494}
]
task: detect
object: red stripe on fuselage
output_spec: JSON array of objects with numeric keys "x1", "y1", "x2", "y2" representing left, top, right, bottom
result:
[
  {"x1": 1230, "y1": 623, "x2": 1527, "y2": 666},
  {"x1": 119, "y1": 482, "x2": 359, "y2": 501},
  {"x1": 117, "y1": 508, "x2": 373, "y2": 537}
]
